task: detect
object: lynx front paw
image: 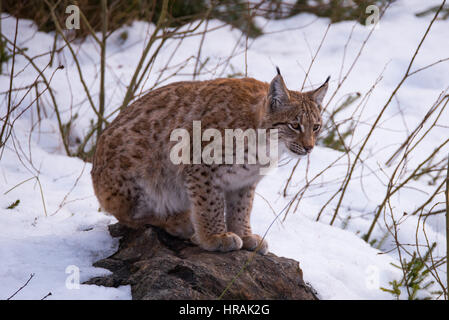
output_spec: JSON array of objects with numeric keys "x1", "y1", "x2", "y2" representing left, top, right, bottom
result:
[
  {"x1": 242, "y1": 234, "x2": 268, "y2": 255},
  {"x1": 191, "y1": 232, "x2": 243, "y2": 252}
]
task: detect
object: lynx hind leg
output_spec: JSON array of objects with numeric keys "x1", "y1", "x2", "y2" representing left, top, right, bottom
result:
[
  {"x1": 95, "y1": 187, "x2": 143, "y2": 229},
  {"x1": 185, "y1": 167, "x2": 243, "y2": 252},
  {"x1": 225, "y1": 185, "x2": 268, "y2": 255},
  {"x1": 99, "y1": 188, "x2": 194, "y2": 239},
  {"x1": 162, "y1": 211, "x2": 195, "y2": 240}
]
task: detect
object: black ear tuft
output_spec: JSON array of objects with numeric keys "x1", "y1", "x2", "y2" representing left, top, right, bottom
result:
[
  {"x1": 309, "y1": 76, "x2": 330, "y2": 106},
  {"x1": 276, "y1": 66, "x2": 281, "y2": 76},
  {"x1": 268, "y1": 71, "x2": 290, "y2": 112}
]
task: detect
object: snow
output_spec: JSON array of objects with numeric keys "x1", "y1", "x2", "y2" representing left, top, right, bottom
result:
[{"x1": 1, "y1": 0, "x2": 448, "y2": 299}]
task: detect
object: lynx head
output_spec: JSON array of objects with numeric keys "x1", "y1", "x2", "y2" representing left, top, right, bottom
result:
[{"x1": 266, "y1": 68, "x2": 329, "y2": 156}]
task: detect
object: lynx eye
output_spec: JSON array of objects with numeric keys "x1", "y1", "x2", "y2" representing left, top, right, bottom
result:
[
  {"x1": 288, "y1": 123, "x2": 301, "y2": 132},
  {"x1": 313, "y1": 124, "x2": 321, "y2": 132}
]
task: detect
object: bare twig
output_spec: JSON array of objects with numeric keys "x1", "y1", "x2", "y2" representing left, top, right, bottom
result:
[
  {"x1": 0, "y1": 18, "x2": 18, "y2": 149},
  {"x1": 446, "y1": 155, "x2": 449, "y2": 297},
  {"x1": 41, "y1": 292, "x2": 52, "y2": 300},
  {"x1": 7, "y1": 273, "x2": 35, "y2": 300},
  {"x1": 330, "y1": 0, "x2": 446, "y2": 227}
]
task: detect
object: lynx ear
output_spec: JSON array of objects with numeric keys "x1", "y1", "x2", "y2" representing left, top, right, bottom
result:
[
  {"x1": 308, "y1": 76, "x2": 330, "y2": 106},
  {"x1": 268, "y1": 67, "x2": 290, "y2": 112}
]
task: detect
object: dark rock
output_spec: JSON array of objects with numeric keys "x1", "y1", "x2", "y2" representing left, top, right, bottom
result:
[{"x1": 85, "y1": 223, "x2": 318, "y2": 300}]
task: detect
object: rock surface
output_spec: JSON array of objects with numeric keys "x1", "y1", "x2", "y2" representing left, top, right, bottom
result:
[{"x1": 86, "y1": 223, "x2": 318, "y2": 300}]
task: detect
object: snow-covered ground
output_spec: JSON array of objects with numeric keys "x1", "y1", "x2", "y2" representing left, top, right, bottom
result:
[{"x1": 1, "y1": 0, "x2": 448, "y2": 299}]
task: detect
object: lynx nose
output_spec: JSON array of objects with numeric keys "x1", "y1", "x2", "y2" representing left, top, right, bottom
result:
[{"x1": 304, "y1": 145, "x2": 313, "y2": 153}]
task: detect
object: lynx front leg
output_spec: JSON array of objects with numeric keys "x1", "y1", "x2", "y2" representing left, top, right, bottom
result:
[
  {"x1": 225, "y1": 185, "x2": 268, "y2": 255},
  {"x1": 185, "y1": 169, "x2": 242, "y2": 252}
]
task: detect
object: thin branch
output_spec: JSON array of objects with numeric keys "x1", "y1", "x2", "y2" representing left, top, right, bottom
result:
[
  {"x1": 7, "y1": 273, "x2": 35, "y2": 300},
  {"x1": 330, "y1": 0, "x2": 446, "y2": 227},
  {"x1": 446, "y1": 156, "x2": 449, "y2": 297}
]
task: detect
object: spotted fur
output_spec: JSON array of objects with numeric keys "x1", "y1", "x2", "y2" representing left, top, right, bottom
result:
[{"x1": 91, "y1": 71, "x2": 328, "y2": 254}]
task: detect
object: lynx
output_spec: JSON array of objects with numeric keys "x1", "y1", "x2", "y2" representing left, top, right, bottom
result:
[{"x1": 91, "y1": 69, "x2": 329, "y2": 255}]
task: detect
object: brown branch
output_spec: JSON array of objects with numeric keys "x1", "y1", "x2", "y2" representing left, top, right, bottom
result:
[
  {"x1": 446, "y1": 154, "x2": 449, "y2": 297},
  {"x1": 0, "y1": 18, "x2": 18, "y2": 149},
  {"x1": 330, "y1": 0, "x2": 446, "y2": 227},
  {"x1": 7, "y1": 273, "x2": 35, "y2": 300}
]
